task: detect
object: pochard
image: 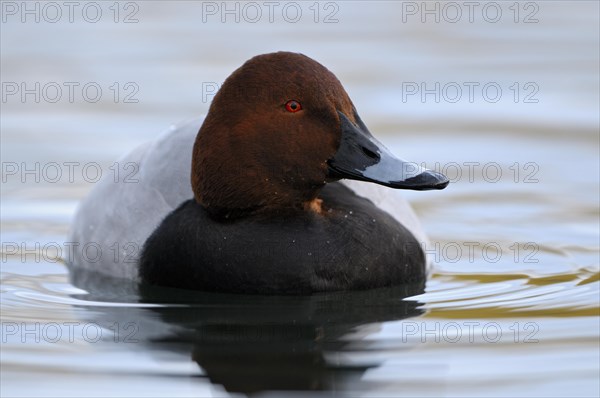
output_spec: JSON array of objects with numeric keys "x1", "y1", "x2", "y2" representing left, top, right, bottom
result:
[{"x1": 69, "y1": 52, "x2": 448, "y2": 294}]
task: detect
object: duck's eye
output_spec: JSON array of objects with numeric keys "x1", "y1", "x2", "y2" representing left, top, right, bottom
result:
[{"x1": 285, "y1": 100, "x2": 302, "y2": 113}]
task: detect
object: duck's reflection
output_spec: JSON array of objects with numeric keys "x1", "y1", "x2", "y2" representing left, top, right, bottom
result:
[{"x1": 69, "y1": 269, "x2": 424, "y2": 394}]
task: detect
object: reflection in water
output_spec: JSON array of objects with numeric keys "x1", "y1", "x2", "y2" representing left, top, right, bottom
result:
[{"x1": 69, "y1": 268, "x2": 424, "y2": 393}]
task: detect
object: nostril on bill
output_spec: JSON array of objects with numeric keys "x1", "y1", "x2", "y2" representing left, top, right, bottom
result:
[{"x1": 361, "y1": 147, "x2": 380, "y2": 161}]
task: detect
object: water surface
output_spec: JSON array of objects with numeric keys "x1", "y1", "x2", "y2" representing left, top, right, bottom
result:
[{"x1": 1, "y1": 1, "x2": 599, "y2": 397}]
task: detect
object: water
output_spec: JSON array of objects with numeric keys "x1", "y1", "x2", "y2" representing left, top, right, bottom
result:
[{"x1": 1, "y1": 1, "x2": 599, "y2": 396}]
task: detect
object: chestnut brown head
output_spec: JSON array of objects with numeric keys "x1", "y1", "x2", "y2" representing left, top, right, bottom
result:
[{"x1": 191, "y1": 52, "x2": 447, "y2": 216}]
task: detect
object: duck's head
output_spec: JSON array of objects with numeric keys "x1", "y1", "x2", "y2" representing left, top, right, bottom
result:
[{"x1": 192, "y1": 52, "x2": 448, "y2": 217}]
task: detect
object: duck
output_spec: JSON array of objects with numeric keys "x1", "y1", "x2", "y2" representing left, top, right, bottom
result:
[{"x1": 68, "y1": 52, "x2": 448, "y2": 294}]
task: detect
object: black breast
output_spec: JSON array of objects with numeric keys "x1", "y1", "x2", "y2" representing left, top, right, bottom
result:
[{"x1": 139, "y1": 183, "x2": 425, "y2": 294}]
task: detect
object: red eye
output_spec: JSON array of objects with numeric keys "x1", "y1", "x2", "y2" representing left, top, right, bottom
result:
[{"x1": 285, "y1": 100, "x2": 302, "y2": 113}]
